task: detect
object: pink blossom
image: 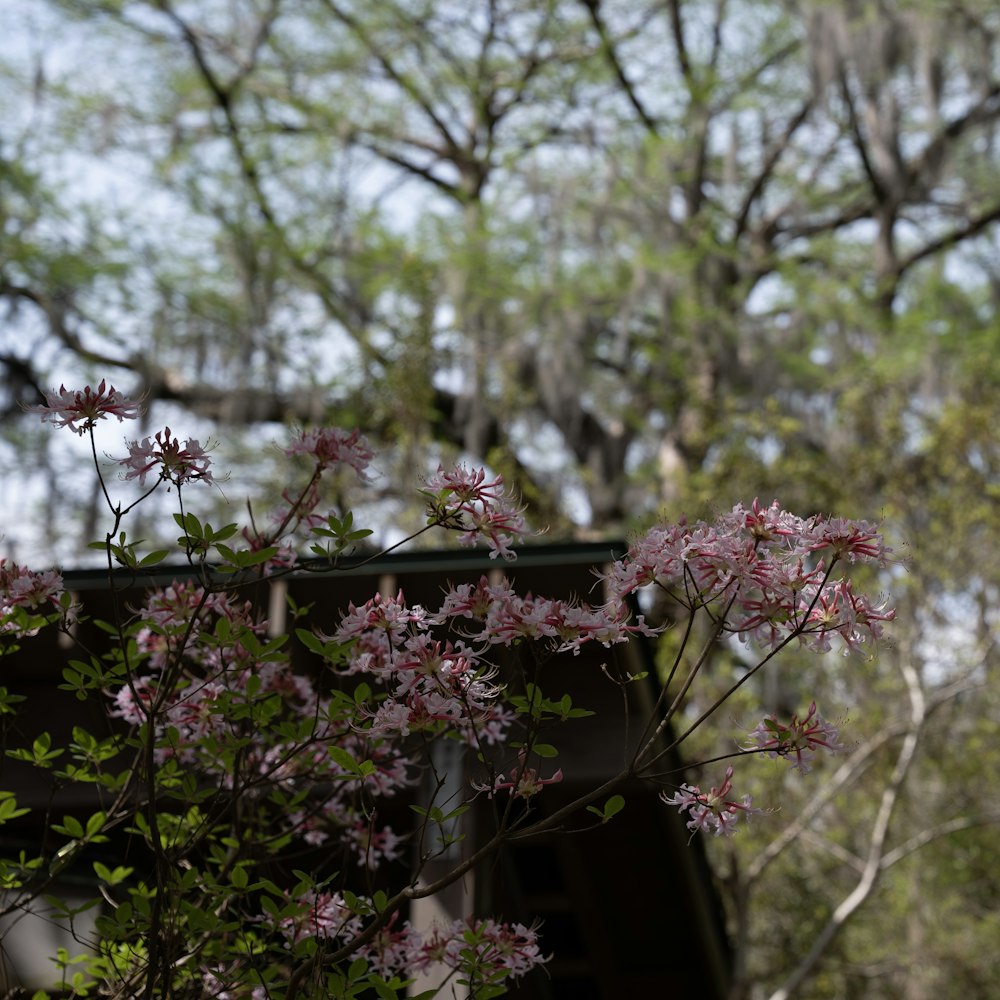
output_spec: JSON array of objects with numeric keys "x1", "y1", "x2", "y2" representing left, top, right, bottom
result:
[
  {"x1": 277, "y1": 890, "x2": 361, "y2": 945},
  {"x1": 358, "y1": 912, "x2": 421, "y2": 977},
  {"x1": 555, "y1": 602, "x2": 659, "y2": 653},
  {"x1": 344, "y1": 820, "x2": 403, "y2": 867},
  {"x1": 411, "y1": 917, "x2": 548, "y2": 981},
  {"x1": 802, "y1": 515, "x2": 891, "y2": 565},
  {"x1": 738, "y1": 497, "x2": 805, "y2": 543},
  {"x1": 474, "y1": 750, "x2": 564, "y2": 799},
  {"x1": 0, "y1": 562, "x2": 65, "y2": 611},
  {"x1": 746, "y1": 702, "x2": 846, "y2": 773},
  {"x1": 598, "y1": 520, "x2": 691, "y2": 597},
  {"x1": 464, "y1": 918, "x2": 547, "y2": 979},
  {"x1": 662, "y1": 765, "x2": 761, "y2": 837},
  {"x1": 109, "y1": 676, "x2": 157, "y2": 725},
  {"x1": 28, "y1": 379, "x2": 141, "y2": 435},
  {"x1": 332, "y1": 591, "x2": 426, "y2": 646},
  {"x1": 287, "y1": 810, "x2": 329, "y2": 846},
  {"x1": 284, "y1": 426, "x2": 374, "y2": 479},
  {"x1": 600, "y1": 500, "x2": 895, "y2": 655},
  {"x1": 463, "y1": 587, "x2": 657, "y2": 654},
  {"x1": 433, "y1": 576, "x2": 512, "y2": 621},
  {"x1": 119, "y1": 427, "x2": 214, "y2": 486},
  {"x1": 270, "y1": 906, "x2": 545, "y2": 984},
  {"x1": 482, "y1": 591, "x2": 565, "y2": 644},
  {"x1": 473, "y1": 703, "x2": 518, "y2": 746},
  {"x1": 801, "y1": 579, "x2": 896, "y2": 654},
  {"x1": 424, "y1": 464, "x2": 527, "y2": 560},
  {"x1": 0, "y1": 561, "x2": 72, "y2": 635}
]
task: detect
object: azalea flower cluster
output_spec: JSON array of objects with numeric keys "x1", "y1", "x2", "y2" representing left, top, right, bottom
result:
[
  {"x1": 434, "y1": 574, "x2": 657, "y2": 654},
  {"x1": 0, "y1": 560, "x2": 65, "y2": 613},
  {"x1": 423, "y1": 464, "x2": 528, "y2": 560},
  {"x1": 110, "y1": 581, "x2": 415, "y2": 864},
  {"x1": 28, "y1": 379, "x2": 141, "y2": 435},
  {"x1": 273, "y1": 892, "x2": 545, "y2": 985},
  {"x1": 662, "y1": 765, "x2": 762, "y2": 837},
  {"x1": 0, "y1": 560, "x2": 71, "y2": 636},
  {"x1": 663, "y1": 699, "x2": 852, "y2": 838},
  {"x1": 329, "y1": 578, "x2": 656, "y2": 751},
  {"x1": 601, "y1": 498, "x2": 894, "y2": 655},
  {"x1": 329, "y1": 590, "x2": 512, "y2": 747},
  {"x1": 120, "y1": 427, "x2": 214, "y2": 487},
  {"x1": 284, "y1": 426, "x2": 375, "y2": 479},
  {"x1": 199, "y1": 912, "x2": 547, "y2": 1000},
  {"x1": 745, "y1": 701, "x2": 846, "y2": 774}
]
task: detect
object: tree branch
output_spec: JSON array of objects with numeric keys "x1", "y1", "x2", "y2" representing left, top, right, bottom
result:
[
  {"x1": 896, "y1": 201, "x2": 1000, "y2": 278},
  {"x1": 767, "y1": 655, "x2": 927, "y2": 1000},
  {"x1": 580, "y1": 0, "x2": 658, "y2": 133}
]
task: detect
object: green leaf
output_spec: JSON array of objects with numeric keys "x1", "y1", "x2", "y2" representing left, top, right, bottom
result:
[
  {"x1": 173, "y1": 512, "x2": 203, "y2": 537},
  {"x1": 0, "y1": 793, "x2": 28, "y2": 823},
  {"x1": 603, "y1": 795, "x2": 625, "y2": 819},
  {"x1": 93, "y1": 861, "x2": 133, "y2": 886},
  {"x1": 138, "y1": 549, "x2": 171, "y2": 567},
  {"x1": 371, "y1": 980, "x2": 400, "y2": 1000},
  {"x1": 328, "y1": 746, "x2": 361, "y2": 774},
  {"x1": 56, "y1": 815, "x2": 84, "y2": 838},
  {"x1": 85, "y1": 811, "x2": 107, "y2": 838}
]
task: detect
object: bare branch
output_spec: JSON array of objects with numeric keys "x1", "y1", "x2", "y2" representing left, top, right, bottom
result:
[
  {"x1": 897, "y1": 201, "x2": 1000, "y2": 278},
  {"x1": 319, "y1": 0, "x2": 463, "y2": 161},
  {"x1": 767, "y1": 655, "x2": 927, "y2": 1000},
  {"x1": 579, "y1": 0, "x2": 658, "y2": 133},
  {"x1": 734, "y1": 97, "x2": 814, "y2": 240},
  {"x1": 880, "y1": 812, "x2": 1000, "y2": 870}
]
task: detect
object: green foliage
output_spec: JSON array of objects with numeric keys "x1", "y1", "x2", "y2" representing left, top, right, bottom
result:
[{"x1": 586, "y1": 795, "x2": 626, "y2": 824}]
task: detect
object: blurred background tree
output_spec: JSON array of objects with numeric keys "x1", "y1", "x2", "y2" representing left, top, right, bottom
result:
[{"x1": 2, "y1": 1, "x2": 999, "y2": 997}]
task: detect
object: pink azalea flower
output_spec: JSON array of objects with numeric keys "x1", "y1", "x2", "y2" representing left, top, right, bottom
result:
[
  {"x1": 410, "y1": 918, "x2": 548, "y2": 981},
  {"x1": 284, "y1": 426, "x2": 374, "y2": 479},
  {"x1": 662, "y1": 765, "x2": 761, "y2": 837},
  {"x1": 277, "y1": 890, "x2": 361, "y2": 945},
  {"x1": 0, "y1": 562, "x2": 65, "y2": 610},
  {"x1": 599, "y1": 500, "x2": 895, "y2": 655},
  {"x1": 29, "y1": 380, "x2": 141, "y2": 435},
  {"x1": 358, "y1": 912, "x2": 420, "y2": 977},
  {"x1": 802, "y1": 515, "x2": 891, "y2": 565},
  {"x1": 423, "y1": 463, "x2": 527, "y2": 560},
  {"x1": 801, "y1": 579, "x2": 896, "y2": 654},
  {"x1": 119, "y1": 427, "x2": 214, "y2": 486},
  {"x1": 746, "y1": 702, "x2": 846, "y2": 773},
  {"x1": 345, "y1": 820, "x2": 403, "y2": 867},
  {"x1": 457, "y1": 918, "x2": 548, "y2": 979},
  {"x1": 474, "y1": 750, "x2": 564, "y2": 799}
]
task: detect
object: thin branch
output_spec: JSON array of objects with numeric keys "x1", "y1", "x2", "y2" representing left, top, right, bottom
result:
[
  {"x1": 734, "y1": 97, "x2": 814, "y2": 240},
  {"x1": 580, "y1": 0, "x2": 658, "y2": 133},
  {"x1": 879, "y1": 812, "x2": 1000, "y2": 870},
  {"x1": 838, "y1": 64, "x2": 884, "y2": 201},
  {"x1": 896, "y1": 201, "x2": 1000, "y2": 278},
  {"x1": 319, "y1": 0, "x2": 462, "y2": 159},
  {"x1": 668, "y1": 0, "x2": 692, "y2": 84},
  {"x1": 746, "y1": 670, "x2": 977, "y2": 884}
]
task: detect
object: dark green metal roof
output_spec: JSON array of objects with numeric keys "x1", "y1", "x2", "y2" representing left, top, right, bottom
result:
[{"x1": 59, "y1": 540, "x2": 631, "y2": 591}]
